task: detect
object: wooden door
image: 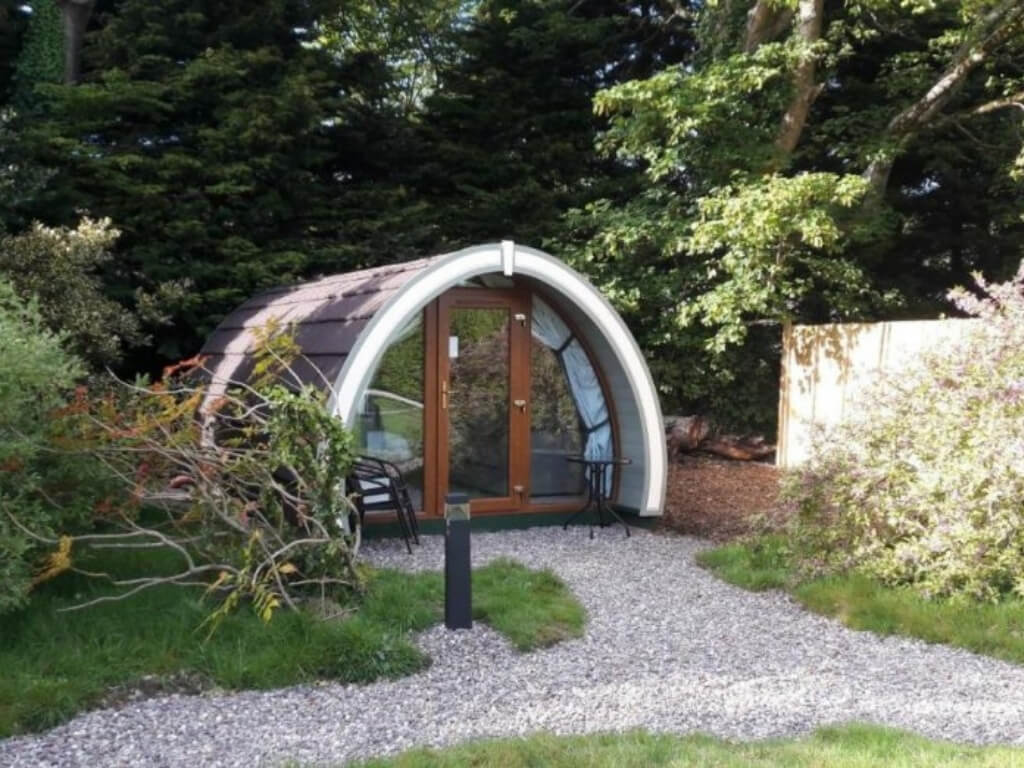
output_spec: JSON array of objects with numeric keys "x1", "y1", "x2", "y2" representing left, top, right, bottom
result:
[{"x1": 433, "y1": 288, "x2": 531, "y2": 514}]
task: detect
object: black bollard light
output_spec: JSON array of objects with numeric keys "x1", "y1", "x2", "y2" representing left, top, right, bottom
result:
[{"x1": 444, "y1": 492, "x2": 472, "y2": 630}]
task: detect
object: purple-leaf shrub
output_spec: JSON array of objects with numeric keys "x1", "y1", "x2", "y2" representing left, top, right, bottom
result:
[{"x1": 783, "y1": 262, "x2": 1024, "y2": 602}]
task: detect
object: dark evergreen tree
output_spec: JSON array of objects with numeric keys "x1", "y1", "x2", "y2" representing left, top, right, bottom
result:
[
  {"x1": 1, "y1": 2, "x2": 32, "y2": 107},
  {"x1": 15, "y1": 0, "x2": 357, "y2": 362},
  {"x1": 385, "y1": 0, "x2": 696, "y2": 252}
]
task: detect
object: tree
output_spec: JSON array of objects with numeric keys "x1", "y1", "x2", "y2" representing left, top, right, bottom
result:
[
  {"x1": 563, "y1": 0, "x2": 1024, "y2": 429},
  {"x1": 320, "y1": 0, "x2": 468, "y2": 116},
  {"x1": 13, "y1": 0, "x2": 361, "y2": 364},
  {"x1": 374, "y1": 0, "x2": 696, "y2": 254},
  {"x1": 55, "y1": 0, "x2": 96, "y2": 84}
]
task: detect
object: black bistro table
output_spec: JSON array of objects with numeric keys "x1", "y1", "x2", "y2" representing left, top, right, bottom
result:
[{"x1": 562, "y1": 455, "x2": 632, "y2": 538}]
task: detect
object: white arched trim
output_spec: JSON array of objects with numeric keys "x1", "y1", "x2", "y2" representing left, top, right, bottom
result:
[{"x1": 328, "y1": 243, "x2": 666, "y2": 516}]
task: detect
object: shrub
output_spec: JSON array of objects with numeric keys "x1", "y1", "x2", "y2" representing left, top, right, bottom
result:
[
  {"x1": 15, "y1": 323, "x2": 362, "y2": 629},
  {"x1": 0, "y1": 218, "x2": 188, "y2": 368},
  {"x1": 0, "y1": 278, "x2": 98, "y2": 614},
  {"x1": 784, "y1": 262, "x2": 1024, "y2": 602}
]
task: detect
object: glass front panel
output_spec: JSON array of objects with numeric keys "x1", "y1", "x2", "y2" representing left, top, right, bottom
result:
[
  {"x1": 447, "y1": 307, "x2": 509, "y2": 498},
  {"x1": 355, "y1": 313, "x2": 424, "y2": 510},
  {"x1": 529, "y1": 336, "x2": 585, "y2": 497},
  {"x1": 529, "y1": 296, "x2": 613, "y2": 501}
]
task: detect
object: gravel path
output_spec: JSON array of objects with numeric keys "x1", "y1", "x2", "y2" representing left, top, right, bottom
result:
[{"x1": 4, "y1": 527, "x2": 1024, "y2": 767}]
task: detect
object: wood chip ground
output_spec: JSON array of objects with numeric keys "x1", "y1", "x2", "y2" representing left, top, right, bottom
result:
[{"x1": 657, "y1": 455, "x2": 785, "y2": 541}]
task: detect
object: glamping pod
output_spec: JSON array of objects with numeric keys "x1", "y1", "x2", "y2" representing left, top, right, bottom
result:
[{"x1": 201, "y1": 243, "x2": 665, "y2": 521}]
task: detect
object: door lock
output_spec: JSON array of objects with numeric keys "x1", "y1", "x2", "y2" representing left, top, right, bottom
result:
[{"x1": 513, "y1": 399, "x2": 527, "y2": 411}]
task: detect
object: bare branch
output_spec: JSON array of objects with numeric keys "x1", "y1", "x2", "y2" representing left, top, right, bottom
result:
[
  {"x1": 966, "y1": 89, "x2": 1024, "y2": 116},
  {"x1": 863, "y1": 0, "x2": 1024, "y2": 194}
]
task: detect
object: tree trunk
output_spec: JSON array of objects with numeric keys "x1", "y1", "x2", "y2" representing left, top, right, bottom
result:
[
  {"x1": 702, "y1": 436, "x2": 776, "y2": 462},
  {"x1": 775, "y1": 0, "x2": 824, "y2": 154},
  {"x1": 56, "y1": 0, "x2": 95, "y2": 85},
  {"x1": 665, "y1": 415, "x2": 775, "y2": 461},
  {"x1": 665, "y1": 415, "x2": 712, "y2": 456},
  {"x1": 744, "y1": 0, "x2": 793, "y2": 53},
  {"x1": 862, "y1": 0, "x2": 1024, "y2": 196}
]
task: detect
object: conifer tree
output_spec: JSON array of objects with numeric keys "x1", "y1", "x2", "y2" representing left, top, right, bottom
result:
[{"x1": 16, "y1": 0, "x2": 355, "y2": 361}]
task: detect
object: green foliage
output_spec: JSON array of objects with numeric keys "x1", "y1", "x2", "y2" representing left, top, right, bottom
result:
[
  {"x1": 0, "y1": 278, "x2": 94, "y2": 615},
  {"x1": 0, "y1": 218, "x2": 185, "y2": 367},
  {"x1": 14, "y1": 0, "x2": 363, "y2": 361},
  {"x1": 561, "y1": 44, "x2": 880, "y2": 429},
  {"x1": 0, "y1": 551, "x2": 584, "y2": 737},
  {"x1": 375, "y1": 0, "x2": 694, "y2": 254},
  {"x1": 356, "y1": 724, "x2": 1023, "y2": 767},
  {"x1": 784, "y1": 264, "x2": 1024, "y2": 602},
  {"x1": 319, "y1": 0, "x2": 467, "y2": 114},
  {"x1": 11, "y1": 0, "x2": 61, "y2": 109},
  {"x1": 0, "y1": 4, "x2": 31, "y2": 106},
  {"x1": 564, "y1": 0, "x2": 1024, "y2": 430},
  {"x1": 700, "y1": 536, "x2": 1024, "y2": 668},
  {"x1": 686, "y1": 173, "x2": 879, "y2": 353},
  {"x1": 3, "y1": 321, "x2": 361, "y2": 629}
]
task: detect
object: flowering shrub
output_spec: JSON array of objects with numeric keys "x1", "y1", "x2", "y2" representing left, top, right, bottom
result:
[{"x1": 784, "y1": 263, "x2": 1024, "y2": 602}]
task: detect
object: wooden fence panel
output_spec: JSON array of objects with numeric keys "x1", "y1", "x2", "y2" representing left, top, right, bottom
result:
[{"x1": 776, "y1": 319, "x2": 973, "y2": 469}]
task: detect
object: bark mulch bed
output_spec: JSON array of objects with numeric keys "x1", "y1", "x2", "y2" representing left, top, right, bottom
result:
[{"x1": 658, "y1": 454, "x2": 786, "y2": 542}]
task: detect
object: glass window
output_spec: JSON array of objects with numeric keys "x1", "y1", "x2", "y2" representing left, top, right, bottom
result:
[
  {"x1": 530, "y1": 296, "x2": 613, "y2": 501},
  {"x1": 447, "y1": 307, "x2": 510, "y2": 498},
  {"x1": 355, "y1": 313, "x2": 424, "y2": 510}
]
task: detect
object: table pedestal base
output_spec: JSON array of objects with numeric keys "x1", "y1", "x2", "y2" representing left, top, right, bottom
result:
[{"x1": 562, "y1": 458, "x2": 631, "y2": 539}]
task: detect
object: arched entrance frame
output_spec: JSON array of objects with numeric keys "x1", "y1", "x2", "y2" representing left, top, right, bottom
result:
[{"x1": 329, "y1": 242, "x2": 666, "y2": 516}]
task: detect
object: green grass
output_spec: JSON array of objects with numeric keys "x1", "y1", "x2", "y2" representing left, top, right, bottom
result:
[
  {"x1": 472, "y1": 559, "x2": 585, "y2": 650},
  {"x1": 0, "y1": 551, "x2": 583, "y2": 738},
  {"x1": 348, "y1": 724, "x2": 1024, "y2": 767},
  {"x1": 696, "y1": 536, "x2": 792, "y2": 591},
  {"x1": 697, "y1": 535, "x2": 1024, "y2": 665}
]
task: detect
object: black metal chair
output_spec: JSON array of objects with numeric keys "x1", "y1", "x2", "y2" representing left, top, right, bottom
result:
[{"x1": 347, "y1": 456, "x2": 420, "y2": 553}]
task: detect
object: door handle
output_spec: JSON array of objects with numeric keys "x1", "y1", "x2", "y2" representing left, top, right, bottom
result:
[
  {"x1": 513, "y1": 399, "x2": 527, "y2": 411},
  {"x1": 442, "y1": 381, "x2": 449, "y2": 410}
]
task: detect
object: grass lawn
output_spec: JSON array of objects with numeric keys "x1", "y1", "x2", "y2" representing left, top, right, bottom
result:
[
  {"x1": 0, "y1": 552, "x2": 583, "y2": 739},
  {"x1": 698, "y1": 536, "x2": 1024, "y2": 665},
  {"x1": 350, "y1": 725, "x2": 1024, "y2": 767}
]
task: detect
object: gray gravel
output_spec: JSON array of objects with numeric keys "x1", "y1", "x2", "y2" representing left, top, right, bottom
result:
[{"x1": 4, "y1": 527, "x2": 1024, "y2": 767}]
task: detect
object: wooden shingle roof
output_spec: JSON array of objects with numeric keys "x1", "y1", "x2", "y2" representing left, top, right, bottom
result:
[{"x1": 199, "y1": 256, "x2": 441, "y2": 391}]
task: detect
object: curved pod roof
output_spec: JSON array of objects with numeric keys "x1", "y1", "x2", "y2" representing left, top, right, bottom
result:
[{"x1": 202, "y1": 242, "x2": 666, "y2": 516}]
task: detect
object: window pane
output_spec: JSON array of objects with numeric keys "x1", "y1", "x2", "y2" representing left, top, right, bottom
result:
[
  {"x1": 355, "y1": 313, "x2": 424, "y2": 510},
  {"x1": 447, "y1": 307, "x2": 509, "y2": 498},
  {"x1": 529, "y1": 296, "x2": 612, "y2": 501},
  {"x1": 529, "y1": 335, "x2": 585, "y2": 498}
]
